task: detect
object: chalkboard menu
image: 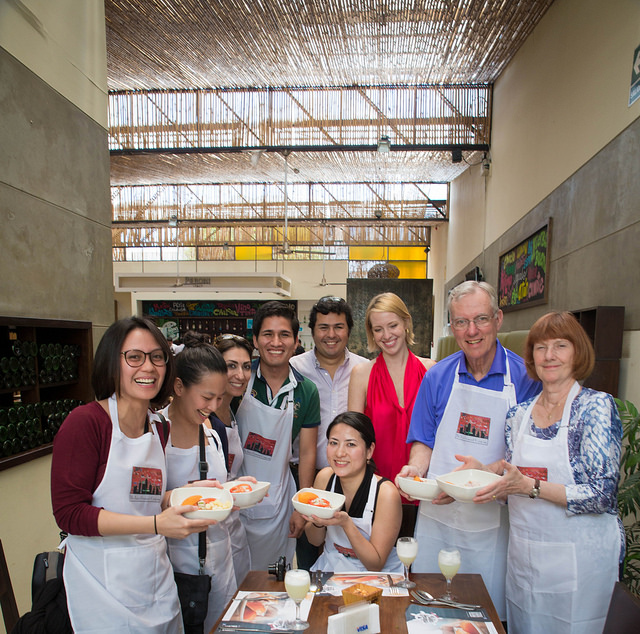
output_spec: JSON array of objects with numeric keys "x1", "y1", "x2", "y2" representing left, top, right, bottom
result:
[{"x1": 498, "y1": 220, "x2": 551, "y2": 312}]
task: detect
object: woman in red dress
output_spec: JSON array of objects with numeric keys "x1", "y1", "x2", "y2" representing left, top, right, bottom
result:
[{"x1": 348, "y1": 292, "x2": 435, "y2": 536}]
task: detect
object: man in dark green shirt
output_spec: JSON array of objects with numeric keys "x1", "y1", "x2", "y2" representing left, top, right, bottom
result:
[{"x1": 236, "y1": 301, "x2": 320, "y2": 570}]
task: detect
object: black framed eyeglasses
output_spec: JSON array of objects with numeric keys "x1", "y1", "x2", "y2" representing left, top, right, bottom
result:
[
  {"x1": 450, "y1": 313, "x2": 497, "y2": 331},
  {"x1": 121, "y1": 349, "x2": 169, "y2": 367}
]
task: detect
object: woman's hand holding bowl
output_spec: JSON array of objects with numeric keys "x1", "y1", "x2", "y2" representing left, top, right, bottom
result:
[
  {"x1": 156, "y1": 504, "x2": 217, "y2": 539},
  {"x1": 473, "y1": 460, "x2": 524, "y2": 503}
]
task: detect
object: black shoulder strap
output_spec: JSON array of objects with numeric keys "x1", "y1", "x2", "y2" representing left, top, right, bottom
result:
[
  {"x1": 198, "y1": 425, "x2": 208, "y2": 573},
  {"x1": 155, "y1": 413, "x2": 170, "y2": 450}
]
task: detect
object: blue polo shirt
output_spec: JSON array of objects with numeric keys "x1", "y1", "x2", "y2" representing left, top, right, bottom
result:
[{"x1": 407, "y1": 341, "x2": 541, "y2": 449}]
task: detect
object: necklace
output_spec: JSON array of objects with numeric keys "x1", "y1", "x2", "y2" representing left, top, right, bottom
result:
[{"x1": 537, "y1": 396, "x2": 565, "y2": 422}]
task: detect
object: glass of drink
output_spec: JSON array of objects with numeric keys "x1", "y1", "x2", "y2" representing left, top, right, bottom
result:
[
  {"x1": 438, "y1": 548, "x2": 461, "y2": 600},
  {"x1": 284, "y1": 568, "x2": 310, "y2": 630},
  {"x1": 396, "y1": 536, "x2": 418, "y2": 588}
]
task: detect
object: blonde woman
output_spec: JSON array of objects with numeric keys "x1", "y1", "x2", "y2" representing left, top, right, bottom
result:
[{"x1": 348, "y1": 293, "x2": 435, "y2": 535}]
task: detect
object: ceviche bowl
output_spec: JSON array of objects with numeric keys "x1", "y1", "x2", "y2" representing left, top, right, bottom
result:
[
  {"x1": 397, "y1": 475, "x2": 440, "y2": 501},
  {"x1": 170, "y1": 486, "x2": 234, "y2": 520},
  {"x1": 222, "y1": 480, "x2": 270, "y2": 508},
  {"x1": 292, "y1": 487, "x2": 346, "y2": 520},
  {"x1": 436, "y1": 469, "x2": 501, "y2": 503}
]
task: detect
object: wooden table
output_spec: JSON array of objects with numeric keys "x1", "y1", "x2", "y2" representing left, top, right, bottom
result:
[{"x1": 212, "y1": 570, "x2": 506, "y2": 633}]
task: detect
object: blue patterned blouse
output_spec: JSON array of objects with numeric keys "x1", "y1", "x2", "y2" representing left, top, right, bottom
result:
[{"x1": 505, "y1": 387, "x2": 622, "y2": 517}]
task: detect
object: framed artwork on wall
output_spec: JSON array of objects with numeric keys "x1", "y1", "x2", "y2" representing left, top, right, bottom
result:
[{"x1": 497, "y1": 219, "x2": 551, "y2": 312}]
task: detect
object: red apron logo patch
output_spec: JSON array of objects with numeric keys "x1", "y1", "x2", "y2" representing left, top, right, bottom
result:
[
  {"x1": 130, "y1": 466, "x2": 163, "y2": 501},
  {"x1": 517, "y1": 466, "x2": 548, "y2": 481},
  {"x1": 244, "y1": 432, "x2": 276, "y2": 458},
  {"x1": 335, "y1": 543, "x2": 358, "y2": 559},
  {"x1": 456, "y1": 412, "x2": 491, "y2": 445}
]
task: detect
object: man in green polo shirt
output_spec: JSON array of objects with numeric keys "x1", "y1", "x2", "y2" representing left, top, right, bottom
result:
[{"x1": 236, "y1": 301, "x2": 320, "y2": 570}]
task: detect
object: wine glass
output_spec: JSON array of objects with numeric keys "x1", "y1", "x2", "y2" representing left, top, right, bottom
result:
[
  {"x1": 396, "y1": 536, "x2": 418, "y2": 588},
  {"x1": 284, "y1": 568, "x2": 310, "y2": 630},
  {"x1": 438, "y1": 548, "x2": 461, "y2": 600}
]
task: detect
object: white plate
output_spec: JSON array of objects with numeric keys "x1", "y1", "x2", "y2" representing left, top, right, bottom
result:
[
  {"x1": 397, "y1": 476, "x2": 440, "y2": 500},
  {"x1": 292, "y1": 487, "x2": 345, "y2": 520},
  {"x1": 436, "y1": 469, "x2": 501, "y2": 503},
  {"x1": 222, "y1": 480, "x2": 270, "y2": 508},
  {"x1": 170, "y1": 486, "x2": 233, "y2": 520}
]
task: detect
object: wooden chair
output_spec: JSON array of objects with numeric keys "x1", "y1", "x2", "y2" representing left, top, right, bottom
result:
[
  {"x1": 603, "y1": 581, "x2": 640, "y2": 634},
  {"x1": 0, "y1": 539, "x2": 19, "y2": 633}
]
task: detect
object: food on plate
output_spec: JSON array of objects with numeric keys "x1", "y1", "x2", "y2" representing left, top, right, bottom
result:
[
  {"x1": 180, "y1": 494, "x2": 231, "y2": 510},
  {"x1": 197, "y1": 497, "x2": 232, "y2": 510},
  {"x1": 296, "y1": 491, "x2": 320, "y2": 504},
  {"x1": 181, "y1": 494, "x2": 203, "y2": 506},
  {"x1": 342, "y1": 583, "x2": 383, "y2": 605},
  {"x1": 230, "y1": 483, "x2": 252, "y2": 493},
  {"x1": 309, "y1": 496, "x2": 330, "y2": 507},
  {"x1": 296, "y1": 491, "x2": 331, "y2": 507}
]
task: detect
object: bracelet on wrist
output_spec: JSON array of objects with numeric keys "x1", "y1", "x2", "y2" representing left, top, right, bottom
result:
[
  {"x1": 154, "y1": 514, "x2": 158, "y2": 534},
  {"x1": 312, "y1": 522, "x2": 324, "y2": 529}
]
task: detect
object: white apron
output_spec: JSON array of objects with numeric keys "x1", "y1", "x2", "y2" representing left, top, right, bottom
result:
[
  {"x1": 223, "y1": 411, "x2": 252, "y2": 585},
  {"x1": 236, "y1": 371, "x2": 297, "y2": 569},
  {"x1": 506, "y1": 381, "x2": 620, "y2": 634},
  {"x1": 312, "y1": 473, "x2": 403, "y2": 573},
  {"x1": 63, "y1": 395, "x2": 182, "y2": 633},
  {"x1": 414, "y1": 356, "x2": 516, "y2": 619},
  {"x1": 165, "y1": 422, "x2": 237, "y2": 630}
]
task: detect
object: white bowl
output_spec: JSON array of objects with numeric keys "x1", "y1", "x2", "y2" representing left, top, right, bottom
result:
[
  {"x1": 397, "y1": 476, "x2": 440, "y2": 501},
  {"x1": 436, "y1": 469, "x2": 501, "y2": 503},
  {"x1": 222, "y1": 480, "x2": 270, "y2": 508},
  {"x1": 292, "y1": 487, "x2": 346, "y2": 520},
  {"x1": 170, "y1": 486, "x2": 233, "y2": 520}
]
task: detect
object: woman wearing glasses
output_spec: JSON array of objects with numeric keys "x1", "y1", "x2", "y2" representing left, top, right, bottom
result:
[
  {"x1": 348, "y1": 292, "x2": 435, "y2": 536},
  {"x1": 214, "y1": 333, "x2": 253, "y2": 585},
  {"x1": 51, "y1": 317, "x2": 213, "y2": 632},
  {"x1": 160, "y1": 331, "x2": 240, "y2": 629},
  {"x1": 466, "y1": 312, "x2": 622, "y2": 634}
]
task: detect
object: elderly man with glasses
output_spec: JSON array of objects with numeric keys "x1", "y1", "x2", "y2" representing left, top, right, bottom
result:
[{"x1": 397, "y1": 281, "x2": 540, "y2": 621}]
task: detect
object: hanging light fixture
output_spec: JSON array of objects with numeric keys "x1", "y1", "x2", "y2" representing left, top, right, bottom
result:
[{"x1": 377, "y1": 135, "x2": 391, "y2": 153}]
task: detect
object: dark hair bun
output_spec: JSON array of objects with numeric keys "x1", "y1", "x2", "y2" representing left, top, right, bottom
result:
[{"x1": 182, "y1": 331, "x2": 211, "y2": 347}]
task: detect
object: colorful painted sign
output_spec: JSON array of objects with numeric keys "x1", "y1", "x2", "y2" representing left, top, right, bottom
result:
[
  {"x1": 142, "y1": 300, "x2": 296, "y2": 318},
  {"x1": 498, "y1": 221, "x2": 550, "y2": 312}
]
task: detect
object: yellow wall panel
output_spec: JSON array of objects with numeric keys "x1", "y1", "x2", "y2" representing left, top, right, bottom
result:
[
  {"x1": 392, "y1": 261, "x2": 427, "y2": 279},
  {"x1": 389, "y1": 246, "x2": 427, "y2": 261},
  {"x1": 349, "y1": 246, "x2": 386, "y2": 260},
  {"x1": 236, "y1": 246, "x2": 272, "y2": 260}
]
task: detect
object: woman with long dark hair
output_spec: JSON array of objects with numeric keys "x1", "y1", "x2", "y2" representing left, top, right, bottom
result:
[
  {"x1": 214, "y1": 333, "x2": 254, "y2": 585},
  {"x1": 161, "y1": 331, "x2": 240, "y2": 628},
  {"x1": 304, "y1": 411, "x2": 403, "y2": 572},
  {"x1": 52, "y1": 317, "x2": 212, "y2": 632}
]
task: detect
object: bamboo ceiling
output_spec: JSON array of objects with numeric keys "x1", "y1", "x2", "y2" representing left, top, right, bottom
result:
[{"x1": 105, "y1": 0, "x2": 556, "y2": 254}]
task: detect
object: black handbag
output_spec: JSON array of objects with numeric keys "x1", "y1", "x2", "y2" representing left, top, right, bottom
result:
[
  {"x1": 174, "y1": 424, "x2": 211, "y2": 634},
  {"x1": 12, "y1": 535, "x2": 73, "y2": 634}
]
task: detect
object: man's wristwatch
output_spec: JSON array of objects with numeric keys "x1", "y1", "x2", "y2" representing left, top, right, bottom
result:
[{"x1": 529, "y1": 478, "x2": 541, "y2": 499}]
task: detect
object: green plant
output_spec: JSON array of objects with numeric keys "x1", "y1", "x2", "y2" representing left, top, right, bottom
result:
[{"x1": 614, "y1": 398, "x2": 640, "y2": 596}]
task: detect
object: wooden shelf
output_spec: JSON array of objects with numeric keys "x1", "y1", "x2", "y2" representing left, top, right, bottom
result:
[
  {"x1": 0, "y1": 316, "x2": 93, "y2": 471},
  {"x1": 571, "y1": 306, "x2": 625, "y2": 397}
]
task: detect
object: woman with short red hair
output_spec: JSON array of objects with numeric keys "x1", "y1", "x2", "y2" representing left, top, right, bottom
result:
[{"x1": 468, "y1": 311, "x2": 623, "y2": 634}]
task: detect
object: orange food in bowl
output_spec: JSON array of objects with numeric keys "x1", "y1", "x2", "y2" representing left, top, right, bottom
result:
[
  {"x1": 309, "y1": 496, "x2": 330, "y2": 508},
  {"x1": 296, "y1": 491, "x2": 319, "y2": 504},
  {"x1": 181, "y1": 494, "x2": 203, "y2": 506},
  {"x1": 230, "y1": 483, "x2": 252, "y2": 493},
  {"x1": 413, "y1": 476, "x2": 423, "y2": 481}
]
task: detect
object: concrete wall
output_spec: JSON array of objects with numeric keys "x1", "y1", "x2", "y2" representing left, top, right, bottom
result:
[
  {"x1": 440, "y1": 0, "x2": 640, "y2": 406},
  {"x1": 0, "y1": 1, "x2": 111, "y2": 626}
]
